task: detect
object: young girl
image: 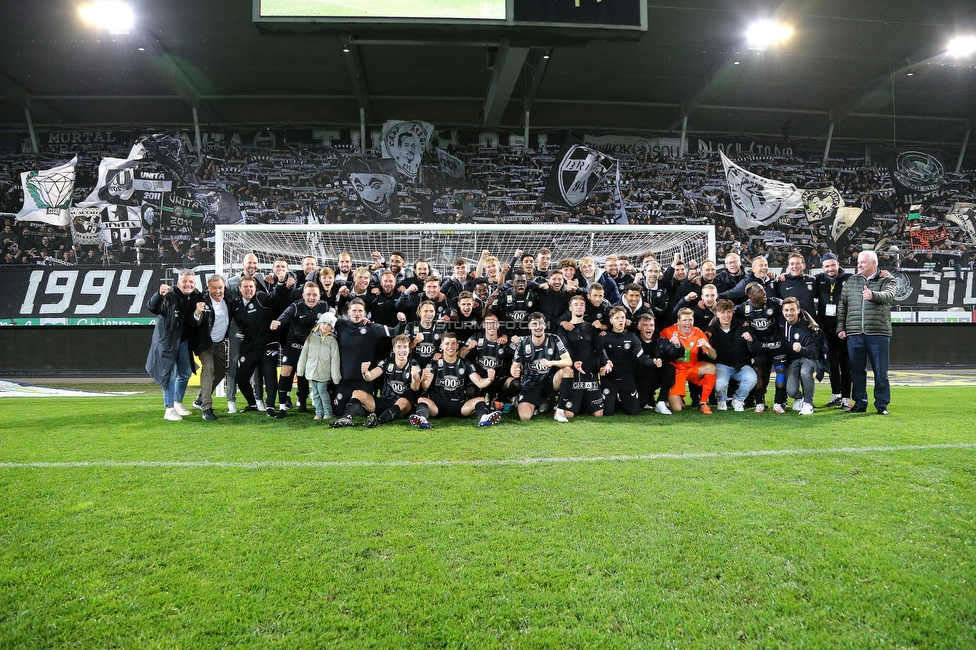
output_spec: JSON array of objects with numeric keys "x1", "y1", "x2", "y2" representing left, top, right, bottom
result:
[{"x1": 297, "y1": 311, "x2": 341, "y2": 420}]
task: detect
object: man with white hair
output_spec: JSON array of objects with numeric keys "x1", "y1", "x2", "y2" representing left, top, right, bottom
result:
[
  {"x1": 837, "y1": 251, "x2": 895, "y2": 415},
  {"x1": 190, "y1": 274, "x2": 230, "y2": 421}
]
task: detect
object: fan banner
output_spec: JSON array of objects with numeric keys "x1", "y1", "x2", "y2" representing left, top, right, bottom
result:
[
  {"x1": 381, "y1": 120, "x2": 434, "y2": 181},
  {"x1": 69, "y1": 207, "x2": 105, "y2": 245},
  {"x1": 543, "y1": 136, "x2": 617, "y2": 208},
  {"x1": 885, "y1": 148, "x2": 955, "y2": 208},
  {"x1": 0, "y1": 265, "x2": 201, "y2": 326},
  {"x1": 909, "y1": 223, "x2": 949, "y2": 250},
  {"x1": 1, "y1": 264, "x2": 967, "y2": 326},
  {"x1": 436, "y1": 148, "x2": 465, "y2": 179},
  {"x1": 15, "y1": 156, "x2": 78, "y2": 227},
  {"x1": 100, "y1": 205, "x2": 144, "y2": 244},
  {"x1": 349, "y1": 173, "x2": 398, "y2": 219},
  {"x1": 160, "y1": 190, "x2": 204, "y2": 239},
  {"x1": 720, "y1": 150, "x2": 803, "y2": 229}
]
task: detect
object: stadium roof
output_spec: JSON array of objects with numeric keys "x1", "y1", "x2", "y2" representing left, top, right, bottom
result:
[{"x1": 2, "y1": 1, "x2": 975, "y2": 150}]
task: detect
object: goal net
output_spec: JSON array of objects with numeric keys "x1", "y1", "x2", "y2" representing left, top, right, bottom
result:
[{"x1": 215, "y1": 224, "x2": 715, "y2": 278}]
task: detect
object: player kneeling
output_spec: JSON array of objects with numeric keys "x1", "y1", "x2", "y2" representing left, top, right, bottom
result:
[{"x1": 331, "y1": 335, "x2": 421, "y2": 429}]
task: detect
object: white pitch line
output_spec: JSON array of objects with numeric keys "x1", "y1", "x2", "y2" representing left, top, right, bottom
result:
[{"x1": 1, "y1": 443, "x2": 974, "y2": 470}]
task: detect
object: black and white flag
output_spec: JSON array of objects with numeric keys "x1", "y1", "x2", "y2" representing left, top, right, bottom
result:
[
  {"x1": 78, "y1": 156, "x2": 141, "y2": 207},
  {"x1": 721, "y1": 151, "x2": 803, "y2": 229},
  {"x1": 160, "y1": 190, "x2": 204, "y2": 240},
  {"x1": 543, "y1": 136, "x2": 616, "y2": 208},
  {"x1": 69, "y1": 207, "x2": 104, "y2": 245},
  {"x1": 381, "y1": 120, "x2": 434, "y2": 181},
  {"x1": 341, "y1": 155, "x2": 399, "y2": 177},
  {"x1": 130, "y1": 131, "x2": 197, "y2": 182},
  {"x1": 614, "y1": 165, "x2": 629, "y2": 225},
  {"x1": 193, "y1": 188, "x2": 244, "y2": 230},
  {"x1": 349, "y1": 173, "x2": 398, "y2": 219},
  {"x1": 945, "y1": 202, "x2": 976, "y2": 244},
  {"x1": 436, "y1": 148, "x2": 465, "y2": 179},
  {"x1": 830, "y1": 207, "x2": 873, "y2": 252},
  {"x1": 99, "y1": 205, "x2": 144, "y2": 245},
  {"x1": 885, "y1": 148, "x2": 955, "y2": 208},
  {"x1": 801, "y1": 187, "x2": 842, "y2": 225},
  {"x1": 800, "y1": 186, "x2": 872, "y2": 251}
]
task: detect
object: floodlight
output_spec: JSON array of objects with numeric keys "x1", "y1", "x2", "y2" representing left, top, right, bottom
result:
[
  {"x1": 79, "y1": 1, "x2": 135, "y2": 35},
  {"x1": 947, "y1": 35, "x2": 976, "y2": 58},
  {"x1": 746, "y1": 20, "x2": 793, "y2": 50}
]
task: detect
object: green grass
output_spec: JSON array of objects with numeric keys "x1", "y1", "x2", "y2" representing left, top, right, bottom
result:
[{"x1": 2, "y1": 385, "x2": 975, "y2": 648}]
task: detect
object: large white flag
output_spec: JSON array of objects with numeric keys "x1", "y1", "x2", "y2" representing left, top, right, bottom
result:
[
  {"x1": 15, "y1": 157, "x2": 78, "y2": 227},
  {"x1": 381, "y1": 120, "x2": 434, "y2": 181},
  {"x1": 720, "y1": 151, "x2": 803, "y2": 229},
  {"x1": 78, "y1": 156, "x2": 141, "y2": 208}
]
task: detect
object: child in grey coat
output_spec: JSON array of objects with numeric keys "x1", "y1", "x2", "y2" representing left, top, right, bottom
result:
[{"x1": 297, "y1": 312, "x2": 342, "y2": 419}]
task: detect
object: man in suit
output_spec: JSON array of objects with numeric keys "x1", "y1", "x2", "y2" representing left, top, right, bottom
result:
[{"x1": 190, "y1": 274, "x2": 231, "y2": 421}]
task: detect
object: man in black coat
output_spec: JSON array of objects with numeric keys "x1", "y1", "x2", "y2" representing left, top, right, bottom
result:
[{"x1": 145, "y1": 270, "x2": 203, "y2": 421}]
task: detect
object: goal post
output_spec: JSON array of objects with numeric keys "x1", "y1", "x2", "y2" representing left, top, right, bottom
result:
[{"x1": 215, "y1": 223, "x2": 716, "y2": 278}]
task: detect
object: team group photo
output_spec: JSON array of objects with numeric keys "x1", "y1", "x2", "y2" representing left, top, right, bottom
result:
[{"x1": 2, "y1": 1, "x2": 975, "y2": 648}]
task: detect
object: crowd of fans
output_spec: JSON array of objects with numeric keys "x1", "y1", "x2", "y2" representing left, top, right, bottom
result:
[{"x1": 2, "y1": 138, "x2": 975, "y2": 274}]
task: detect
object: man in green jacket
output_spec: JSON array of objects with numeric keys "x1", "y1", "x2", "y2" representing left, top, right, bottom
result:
[{"x1": 836, "y1": 251, "x2": 895, "y2": 415}]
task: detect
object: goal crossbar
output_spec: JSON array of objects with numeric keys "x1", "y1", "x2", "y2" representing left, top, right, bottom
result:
[{"x1": 216, "y1": 223, "x2": 716, "y2": 278}]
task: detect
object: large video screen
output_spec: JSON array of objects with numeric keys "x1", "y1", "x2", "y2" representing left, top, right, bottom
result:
[{"x1": 258, "y1": 0, "x2": 506, "y2": 21}]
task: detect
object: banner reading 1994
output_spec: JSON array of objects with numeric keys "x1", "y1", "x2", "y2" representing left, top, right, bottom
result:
[{"x1": 0, "y1": 265, "x2": 210, "y2": 326}]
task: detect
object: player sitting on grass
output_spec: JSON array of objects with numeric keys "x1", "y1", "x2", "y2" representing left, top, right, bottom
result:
[
  {"x1": 331, "y1": 334, "x2": 422, "y2": 429},
  {"x1": 460, "y1": 312, "x2": 519, "y2": 412},
  {"x1": 409, "y1": 331, "x2": 501, "y2": 429}
]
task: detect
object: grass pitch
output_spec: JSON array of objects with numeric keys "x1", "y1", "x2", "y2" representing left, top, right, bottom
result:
[{"x1": 2, "y1": 384, "x2": 975, "y2": 648}]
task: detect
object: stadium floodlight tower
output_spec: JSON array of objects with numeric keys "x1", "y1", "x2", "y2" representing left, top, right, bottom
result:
[{"x1": 216, "y1": 223, "x2": 715, "y2": 279}]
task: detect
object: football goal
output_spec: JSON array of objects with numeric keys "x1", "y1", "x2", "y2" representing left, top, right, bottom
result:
[{"x1": 215, "y1": 223, "x2": 715, "y2": 277}]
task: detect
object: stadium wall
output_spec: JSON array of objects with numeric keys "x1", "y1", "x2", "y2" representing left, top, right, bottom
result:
[{"x1": 0, "y1": 324, "x2": 973, "y2": 376}]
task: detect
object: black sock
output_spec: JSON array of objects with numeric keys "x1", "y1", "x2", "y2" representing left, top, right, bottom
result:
[
  {"x1": 379, "y1": 405, "x2": 401, "y2": 424},
  {"x1": 475, "y1": 401, "x2": 488, "y2": 418},
  {"x1": 415, "y1": 403, "x2": 430, "y2": 419},
  {"x1": 343, "y1": 398, "x2": 361, "y2": 418},
  {"x1": 277, "y1": 374, "x2": 294, "y2": 406},
  {"x1": 557, "y1": 378, "x2": 572, "y2": 407}
]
